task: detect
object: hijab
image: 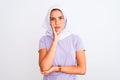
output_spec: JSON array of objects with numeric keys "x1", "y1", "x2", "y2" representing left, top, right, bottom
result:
[{"x1": 42, "y1": 5, "x2": 72, "y2": 40}]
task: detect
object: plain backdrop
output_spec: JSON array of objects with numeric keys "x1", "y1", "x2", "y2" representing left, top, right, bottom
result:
[{"x1": 0, "y1": 0, "x2": 120, "y2": 80}]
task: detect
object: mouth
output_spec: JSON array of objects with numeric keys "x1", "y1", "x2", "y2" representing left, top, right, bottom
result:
[{"x1": 55, "y1": 26, "x2": 61, "y2": 29}]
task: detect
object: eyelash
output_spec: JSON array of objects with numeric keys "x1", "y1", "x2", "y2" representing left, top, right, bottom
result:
[
  {"x1": 50, "y1": 18, "x2": 55, "y2": 21},
  {"x1": 50, "y1": 17, "x2": 64, "y2": 21},
  {"x1": 59, "y1": 17, "x2": 63, "y2": 19}
]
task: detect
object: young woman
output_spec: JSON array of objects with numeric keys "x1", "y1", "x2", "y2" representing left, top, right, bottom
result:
[{"x1": 38, "y1": 5, "x2": 86, "y2": 80}]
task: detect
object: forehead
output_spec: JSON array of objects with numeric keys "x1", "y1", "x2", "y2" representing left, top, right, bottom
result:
[{"x1": 50, "y1": 9, "x2": 64, "y2": 17}]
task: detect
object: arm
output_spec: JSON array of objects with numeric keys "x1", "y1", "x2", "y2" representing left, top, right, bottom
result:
[
  {"x1": 38, "y1": 41, "x2": 57, "y2": 72},
  {"x1": 38, "y1": 26, "x2": 60, "y2": 72},
  {"x1": 60, "y1": 50, "x2": 86, "y2": 75},
  {"x1": 42, "y1": 50, "x2": 86, "y2": 75}
]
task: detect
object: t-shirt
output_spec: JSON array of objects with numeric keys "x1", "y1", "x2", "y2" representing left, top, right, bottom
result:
[{"x1": 39, "y1": 34, "x2": 85, "y2": 80}]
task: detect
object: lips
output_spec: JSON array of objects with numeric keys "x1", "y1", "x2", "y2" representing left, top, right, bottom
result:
[{"x1": 55, "y1": 26, "x2": 61, "y2": 29}]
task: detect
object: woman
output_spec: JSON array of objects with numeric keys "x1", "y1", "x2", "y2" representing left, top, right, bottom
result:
[{"x1": 38, "y1": 5, "x2": 86, "y2": 80}]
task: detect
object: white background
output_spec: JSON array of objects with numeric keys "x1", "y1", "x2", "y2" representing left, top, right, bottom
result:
[{"x1": 0, "y1": 0, "x2": 120, "y2": 80}]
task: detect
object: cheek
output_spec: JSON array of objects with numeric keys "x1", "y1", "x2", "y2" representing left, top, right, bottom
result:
[
  {"x1": 50, "y1": 21, "x2": 53, "y2": 24},
  {"x1": 50, "y1": 21, "x2": 55, "y2": 26},
  {"x1": 62, "y1": 21, "x2": 65, "y2": 28}
]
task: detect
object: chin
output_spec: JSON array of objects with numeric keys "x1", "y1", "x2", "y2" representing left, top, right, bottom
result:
[
  {"x1": 55, "y1": 31, "x2": 60, "y2": 34},
  {"x1": 55, "y1": 30, "x2": 60, "y2": 32}
]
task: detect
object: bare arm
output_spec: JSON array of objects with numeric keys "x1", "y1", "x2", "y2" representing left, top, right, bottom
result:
[
  {"x1": 42, "y1": 50, "x2": 86, "y2": 75},
  {"x1": 38, "y1": 26, "x2": 60, "y2": 72},
  {"x1": 38, "y1": 41, "x2": 57, "y2": 71},
  {"x1": 60, "y1": 50, "x2": 86, "y2": 75}
]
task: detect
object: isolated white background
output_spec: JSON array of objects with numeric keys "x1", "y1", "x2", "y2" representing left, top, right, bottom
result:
[{"x1": 0, "y1": 0, "x2": 120, "y2": 80}]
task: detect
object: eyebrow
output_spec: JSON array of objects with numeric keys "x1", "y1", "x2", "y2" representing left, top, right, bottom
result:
[{"x1": 50, "y1": 16, "x2": 64, "y2": 18}]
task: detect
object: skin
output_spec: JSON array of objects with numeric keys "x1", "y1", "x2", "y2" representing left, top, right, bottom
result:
[
  {"x1": 38, "y1": 9, "x2": 86, "y2": 75},
  {"x1": 50, "y1": 9, "x2": 65, "y2": 34}
]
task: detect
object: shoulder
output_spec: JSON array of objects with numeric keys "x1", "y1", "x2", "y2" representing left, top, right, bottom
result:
[
  {"x1": 69, "y1": 34, "x2": 84, "y2": 45},
  {"x1": 40, "y1": 35, "x2": 47, "y2": 40},
  {"x1": 39, "y1": 35, "x2": 50, "y2": 44},
  {"x1": 69, "y1": 34, "x2": 82, "y2": 41},
  {"x1": 39, "y1": 35, "x2": 51, "y2": 41}
]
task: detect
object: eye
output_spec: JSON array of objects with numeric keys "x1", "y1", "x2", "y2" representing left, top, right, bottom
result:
[
  {"x1": 59, "y1": 16, "x2": 64, "y2": 20},
  {"x1": 50, "y1": 17, "x2": 55, "y2": 21}
]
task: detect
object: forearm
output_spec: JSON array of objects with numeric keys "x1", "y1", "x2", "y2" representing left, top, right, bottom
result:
[
  {"x1": 40, "y1": 41, "x2": 58, "y2": 71},
  {"x1": 58, "y1": 66, "x2": 86, "y2": 75},
  {"x1": 42, "y1": 65, "x2": 86, "y2": 75}
]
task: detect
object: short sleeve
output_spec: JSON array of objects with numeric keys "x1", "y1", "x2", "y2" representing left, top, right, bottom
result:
[
  {"x1": 75, "y1": 36, "x2": 85, "y2": 51},
  {"x1": 38, "y1": 36, "x2": 46, "y2": 50}
]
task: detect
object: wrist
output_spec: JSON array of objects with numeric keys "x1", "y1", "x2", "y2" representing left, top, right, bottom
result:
[
  {"x1": 54, "y1": 66, "x2": 59, "y2": 72},
  {"x1": 57, "y1": 65, "x2": 62, "y2": 72},
  {"x1": 53, "y1": 40, "x2": 58, "y2": 44}
]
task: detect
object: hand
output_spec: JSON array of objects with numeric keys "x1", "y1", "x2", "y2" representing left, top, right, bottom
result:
[
  {"x1": 42, "y1": 66, "x2": 58, "y2": 75},
  {"x1": 51, "y1": 24, "x2": 60, "y2": 41}
]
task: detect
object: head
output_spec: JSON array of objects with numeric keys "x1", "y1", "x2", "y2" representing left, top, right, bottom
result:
[
  {"x1": 50, "y1": 9, "x2": 65, "y2": 33},
  {"x1": 43, "y1": 5, "x2": 71, "y2": 40}
]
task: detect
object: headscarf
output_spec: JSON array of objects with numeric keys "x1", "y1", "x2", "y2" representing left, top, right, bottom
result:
[{"x1": 42, "y1": 5, "x2": 72, "y2": 40}]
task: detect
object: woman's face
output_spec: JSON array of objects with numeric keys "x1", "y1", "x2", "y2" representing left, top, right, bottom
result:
[{"x1": 50, "y1": 9, "x2": 65, "y2": 33}]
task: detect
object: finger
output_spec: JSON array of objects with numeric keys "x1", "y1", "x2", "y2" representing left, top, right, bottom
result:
[
  {"x1": 42, "y1": 72, "x2": 49, "y2": 75},
  {"x1": 52, "y1": 27, "x2": 56, "y2": 34},
  {"x1": 42, "y1": 72, "x2": 46, "y2": 75},
  {"x1": 42, "y1": 73, "x2": 48, "y2": 75},
  {"x1": 51, "y1": 24, "x2": 54, "y2": 30},
  {"x1": 51, "y1": 24, "x2": 56, "y2": 33},
  {"x1": 41, "y1": 72, "x2": 45, "y2": 74}
]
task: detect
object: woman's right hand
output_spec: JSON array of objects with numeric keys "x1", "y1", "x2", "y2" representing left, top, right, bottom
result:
[
  {"x1": 51, "y1": 25, "x2": 60, "y2": 42},
  {"x1": 42, "y1": 66, "x2": 58, "y2": 75}
]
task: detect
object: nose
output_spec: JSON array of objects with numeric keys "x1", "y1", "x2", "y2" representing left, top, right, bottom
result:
[{"x1": 55, "y1": 19, "x2": 60, "y2": 25}]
